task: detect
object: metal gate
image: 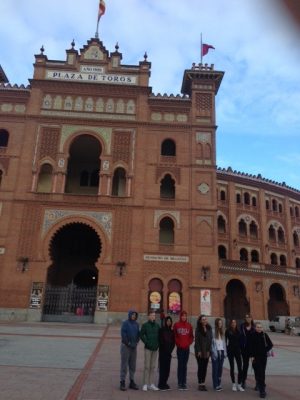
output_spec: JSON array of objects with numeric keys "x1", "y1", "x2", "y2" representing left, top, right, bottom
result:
[{"x1": 42, "y1": 283, "x2": 97, "y2": 323}]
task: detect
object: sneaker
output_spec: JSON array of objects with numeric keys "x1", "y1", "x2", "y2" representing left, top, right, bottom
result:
[
  {"x1": 158, "y1": 385, "x2": 168, "y2": 391},
  {"x1": 129, "y1": 380, "x2": 138, "y2": 390},
  {"x1": 237, "y1": 384, "x2": 245, "y2": 392},
  {"x1": 182, "y1": 384, "x2": 188, "y2": 390},
  {"x1": 142, "y1": 384, "x2": 148, "y2": 391},
  {"x1": 120, "y1": 381, "x2": 126, "y2": 391},
  {"x1": 241, "y1": 382, "x2": 246, "y2": 389},
  {"x1": 232, "y1": 383, "x2": 237, "y2": 392},
  {"x1": 216, "y1": 386, "x2": 223, "y2": 392},
  {"x1": 178, "y1": 385, "x2": 184, "y2": 391},
  {"x1": 260, "y1": 392, "x2": 266, "y2": 399},
  {"x1": 165, "y1": 384, "x2": 171, "y2": 390},
  {"x1": 149, "y1": 384, "x2": 159, "y2": 391}
]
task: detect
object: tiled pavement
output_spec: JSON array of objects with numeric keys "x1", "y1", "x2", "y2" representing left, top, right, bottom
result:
[{"x1": 0, "y1": 322, "x2": 299, "y2": 400}]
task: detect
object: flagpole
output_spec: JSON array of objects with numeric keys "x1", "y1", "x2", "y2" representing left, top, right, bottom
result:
[
  {"x1": 200, "y1": 33, "x2": 203, "y2": 64},
  {"x1": 95, "y1": 18, "x2": 100, "y2": 38}
]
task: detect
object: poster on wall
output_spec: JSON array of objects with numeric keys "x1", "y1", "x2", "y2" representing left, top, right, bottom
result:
[
  {"x1": 149, "y1": 291, "x2": 161, "y2": 311},
  {"x1": 29, "y1": 282, "x2": 44, "y2": 309},
  {"x1": 200, "y1": 289, "x2": 211, "y2": 316},
  {"x1": 97, "y1": 285, "x2": 109, "y2": 311},
  {"x1": 168, "y1": 292, "x2": 181, "y2": 314}
]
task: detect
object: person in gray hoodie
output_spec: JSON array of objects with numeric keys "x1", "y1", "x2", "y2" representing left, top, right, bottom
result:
[{"x1": 120, "y1": 310, "x2": 140, "y2": 391}]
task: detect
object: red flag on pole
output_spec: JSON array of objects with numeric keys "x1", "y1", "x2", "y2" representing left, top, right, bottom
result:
[
  {"x1": 202, "y1": 43, "x2": 215, "y2": 57},
  {"x1": 98, "y1": 0, "x2": 106, "y2": 22}
]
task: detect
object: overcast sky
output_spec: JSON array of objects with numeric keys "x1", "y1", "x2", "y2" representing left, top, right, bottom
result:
[{"x1": 1, "y1": 0, "x2": 300, "y2": 189}]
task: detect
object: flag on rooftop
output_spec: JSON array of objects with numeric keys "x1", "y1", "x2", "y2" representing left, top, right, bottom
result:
[
  {"x1": 202, "y1": 43, "x2": 215, "y2": 57},
  {"x1": 98, "y1": 0, "x2": 106, "y2": 22}
]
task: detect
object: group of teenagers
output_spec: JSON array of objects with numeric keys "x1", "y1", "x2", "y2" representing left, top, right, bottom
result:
[{"x1": 120, "y1": 310, "x2": 273, "y2": 398}]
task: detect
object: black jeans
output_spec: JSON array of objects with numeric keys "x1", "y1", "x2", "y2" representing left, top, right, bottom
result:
[
  {"x1": 228, "y1": 351, "x2": 243, "y2": 384},
  {"x1": 241, "y1": 350, "x2": 250, "y2": 384},
  {"x1": 177, "y1": 348, "x2": 189, "y2": 386},
  {"x1": 158, "y1": 351, "x2": 172, "y2": 387},
  {"x1": 253, "y1": 356, "x2": 267, "y2": 393},
  {"x1": 196, "y1": 357, "x2": 209, "y2": 384}
]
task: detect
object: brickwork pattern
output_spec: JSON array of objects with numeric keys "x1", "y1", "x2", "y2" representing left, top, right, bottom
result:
[
  {"x1": 112, "y1": 131, "x2": 131, "y2": 164},
  {"x1": 39, "y1": 127, "x2": 60, "y2": 161}
]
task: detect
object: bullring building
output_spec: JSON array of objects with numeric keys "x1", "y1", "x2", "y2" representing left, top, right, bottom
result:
[{"x1": 0, "y1": 33, "x2": 299, "y2": 323}]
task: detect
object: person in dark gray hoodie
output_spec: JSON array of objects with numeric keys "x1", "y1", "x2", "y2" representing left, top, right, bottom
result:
[{"x1": 120, "y1": 310, "x2": 140, "y2": 391}]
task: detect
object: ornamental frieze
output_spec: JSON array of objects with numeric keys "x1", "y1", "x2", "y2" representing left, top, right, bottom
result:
[{"x1": 42, "y1": 209, "x2": 112, "y2": 241}]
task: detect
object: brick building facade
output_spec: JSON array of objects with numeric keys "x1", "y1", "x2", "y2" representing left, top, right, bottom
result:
[{"x1": 0, "y1": 37, "x2": 299, "y2": 323}]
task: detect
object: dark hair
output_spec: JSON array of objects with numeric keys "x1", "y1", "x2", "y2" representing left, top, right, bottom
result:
[
  {"x1": 197, "y1": 314, "x2": 211, "y2": 334},
  {"x1": 228, "y1": 319, "x2": 239, "y2": 333}
]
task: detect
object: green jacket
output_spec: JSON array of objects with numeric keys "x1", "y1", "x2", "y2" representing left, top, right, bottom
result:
[{"x1": 140, "y1": 320, "x2": 160, "y2": 351}]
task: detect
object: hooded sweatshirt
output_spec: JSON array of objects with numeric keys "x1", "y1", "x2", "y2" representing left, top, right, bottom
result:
[
  {"x1": 173, "y1": 311, "x2": 194, "y2": 350},
  {"x1": 121, "y1": 309, "x2": 140, "y2": 348},
  {"x1": 159, "y1": 316, "x2": 175, "y2": 354}
]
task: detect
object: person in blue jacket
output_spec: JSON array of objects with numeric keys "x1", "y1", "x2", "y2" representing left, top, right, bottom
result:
[{"x1": 120, "y1": 309, "x2": 140, "y2": 391}]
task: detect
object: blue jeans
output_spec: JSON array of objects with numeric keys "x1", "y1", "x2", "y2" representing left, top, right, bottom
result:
[
  {"x1": 177, "y1": 347, "x2": 190, "y2": 386},
  {"x1": 212, "y1": 350, "x2": 224, "y2": 389}
]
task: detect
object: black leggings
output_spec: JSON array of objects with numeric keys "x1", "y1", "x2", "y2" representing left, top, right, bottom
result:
[
  {"x1": 228, "y1": 351, "x2": 242, "y2": 384},
  {"x1": 241, "y1": 351, "x2": 250, "y2": 384},
  {"x1": 196, "y1": 357, "x2": 209, "y2": 384}
]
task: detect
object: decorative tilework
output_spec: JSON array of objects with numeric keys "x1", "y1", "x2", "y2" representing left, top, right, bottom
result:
[
  {"x1": 60, "y1": 125, "x2": 112, "y2": 154},
  {"x1": 42, "y1": 209, "x2": 112, "y2": 241}
]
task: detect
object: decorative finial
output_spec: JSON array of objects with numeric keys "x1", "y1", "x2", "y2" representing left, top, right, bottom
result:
[
  {"x1": 71, "y1": 39, "x2": 75, "y2": 49},
  {"x1": 144, "y1": 51, "x2": 148, "y2": 61},
  {"x1": 115, "y1": 42, "x2": 119, "y2": 51},
  {"x1": 40, "y1": 45, "x2": 44, "y2": 55}
]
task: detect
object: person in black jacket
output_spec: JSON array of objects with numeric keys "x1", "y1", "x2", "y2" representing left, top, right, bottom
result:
[
  {"x1": 194, "y1": 315, "x2": 213, "y2": 391},
  {"x1": 225, "y1": 319, "x2": 244, "y2": 392},
  {"x1": 240, "y1": 313, "x2": 255, "y2": 388},
  {"x1": 249, "y1": 322, "x2": 273, "y2": 398},
  {"x1": 158, "y1": 316, "x2": 175, "y2": 390}
]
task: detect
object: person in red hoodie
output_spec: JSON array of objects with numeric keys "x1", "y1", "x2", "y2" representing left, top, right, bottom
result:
[{"x1": 173, "y1": 310, "x2": 194, "y2": 390}]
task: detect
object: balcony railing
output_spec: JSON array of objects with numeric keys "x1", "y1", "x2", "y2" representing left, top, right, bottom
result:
[{"x1": 220, "y1": 259, "x2": 300, "y2": 277}]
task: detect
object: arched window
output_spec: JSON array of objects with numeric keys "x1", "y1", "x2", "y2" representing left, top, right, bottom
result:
[
  {"x1": 168, "y1": 279, "x2": 182, "y2": 314},
  {"x1": 236, "y1": 193, "x2": 241, "y2": 204},
  {"x1": 112, "y1": 167, "x2": 126, "y2": 196},
  {"x1": 218, "y1": 245, "x2": 227, "y2": 259},
  {"x1": 252, "y1": 197, "x2": 257, "y2": 207},
  {"x1": 296, "y1": 207, "x2": 299, "y2": 218},
  {"x1": 148, "y1": 278, "x2": 163, "y2": 313},
  {"x1": 296, "y1": 258, "x2": 300, "y2": 269},
  {"x1": 249, "y1": 221, "x2": 258, "y2": 239},
  {"x1": 293, "y1": 231, "x2": 299, "y2": 247},
  {"x1": 160, "y1": 174, "x2": 175, "y2": 199},
  {"x1": 272, "y1": 199, "x2": 277, "y2": 211},
  {"x1": 159, "y1": 217, "x2": 174, "y2": 245},
  {"x1": 278, "y1": 203, "x2": 283, "y2": 213},
  {"x1": 161, "y1": 139, "x2": 176, "y2": 156},
  {"x1": 220, "y1": 190, "x2": 226, "y2": 201},
  {"x1": 278, "y1": 227, "x2": 285, "y2": 244},
  {"x1": 290, "y1": 207, "x2": 294, "y2": 217},
  {"x1": 266, "y1": 200, "x2": 270, "y2": 210},
  {"x1": 0, "y1": 170, "x2": 3, "y2": 187},
  {"x1": 217, "y1": 215, "x2": 226, "y2": 233},
  {"x1": 37, "y1": 163, "x2": 53, "y2": 193},
  {"x1": 268, "y1": 225, "x2": 276, "y2": 242},
  {"x1": 80, "y1": 170, "x2": 89, "y2": 186},
  {"x1": 90, "y1": 169, "x2": 99, "y2": 187},
  {"x1": 0, "y1": 129, "x2": 9, "y2": 147},
  {"x1": 244, "y1": 192, "x2": 250, "y2": 205},
  {"x1": 238, "y1": 219, "x2": 247, "y2": 237},
  {"x1": 240, "y1": 248, "x2": 248, "y2": 261},
  {"x1": 251, "y1": 250, "x2": 259, "y2": 263},
  {"x1": 280, "y1": 255, "x2": 287, "y2": 266},
  {"x1": 270, "y1": 253, "x2": 278, "y2": 265}
]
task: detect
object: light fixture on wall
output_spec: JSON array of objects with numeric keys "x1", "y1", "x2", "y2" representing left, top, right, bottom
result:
[
  {"x1": 17, "y1": 257, "x2": 29, "y2": 273},
  {"x1": 201, "y1": 266, "x2": 210, "y2": 281},
  {"x1": 116, "y1": 261, "x2": 126, "y2": 277}
]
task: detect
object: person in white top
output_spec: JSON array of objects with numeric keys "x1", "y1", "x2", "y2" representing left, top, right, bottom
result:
[{"x1": 211, "y1": 318, "x2": 227, "y2": 391}]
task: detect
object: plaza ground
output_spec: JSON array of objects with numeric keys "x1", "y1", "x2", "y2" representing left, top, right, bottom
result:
[{"x1": 0, "y1": 321, "x2": 299, "y2": 400}]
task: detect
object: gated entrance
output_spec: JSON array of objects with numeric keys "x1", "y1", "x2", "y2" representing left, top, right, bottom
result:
[
  {"x1": 42, "y1": 222, "x2": 101, "y2": 322},
  {"x1": 42, "y1": 283, "x2": 97, "y2": 322}
]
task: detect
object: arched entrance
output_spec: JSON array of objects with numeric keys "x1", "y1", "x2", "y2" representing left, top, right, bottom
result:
[
  {"x1": 224, "y1": 279, "x2": 250, "y2": 324},
  {"x1": 42, "y1": 223, "x2": 101, "y2": 322},
  {"x1": 267, "y1": 283, "x2": 289, "y2": 320}
]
